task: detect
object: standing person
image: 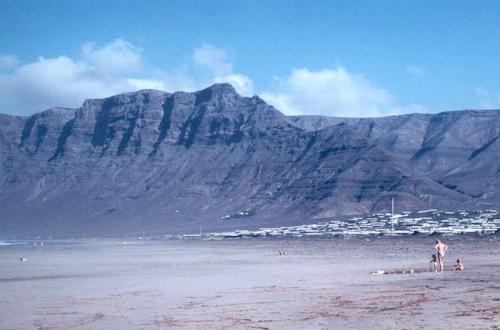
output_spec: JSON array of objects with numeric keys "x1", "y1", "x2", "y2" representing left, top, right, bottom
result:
[{"x1": 435, "y1": 240, "x2": 448, "y2": 272}]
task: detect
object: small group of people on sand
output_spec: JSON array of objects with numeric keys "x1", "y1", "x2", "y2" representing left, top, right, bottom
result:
[{"x1": 430, "y1": 240, "x2": 463, "y2": 272}]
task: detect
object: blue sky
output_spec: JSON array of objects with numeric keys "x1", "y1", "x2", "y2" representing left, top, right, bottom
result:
[{"x1": 1, "y1": 0, "x2": 500, "y2": 116}]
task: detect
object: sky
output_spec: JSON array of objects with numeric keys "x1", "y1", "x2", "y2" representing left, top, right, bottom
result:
[{"x1": 1, "y1": 0, "x2": 500, "y2": 117}]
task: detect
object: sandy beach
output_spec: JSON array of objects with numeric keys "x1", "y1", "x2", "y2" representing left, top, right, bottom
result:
[{"x1": 1, "y1": 237, "x2": 499, "y2": 329}]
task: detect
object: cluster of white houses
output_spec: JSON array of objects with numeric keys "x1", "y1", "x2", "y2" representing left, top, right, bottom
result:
[{"x1": 178, "y1": 209, "x2": 500, "y2": 239}]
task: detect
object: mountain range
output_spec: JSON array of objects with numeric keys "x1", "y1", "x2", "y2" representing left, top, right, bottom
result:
[{"x1": 1, "y1": 83, "x2": 499, "y2": 236}]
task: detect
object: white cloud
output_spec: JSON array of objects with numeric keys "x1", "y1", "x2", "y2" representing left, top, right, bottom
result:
[
  {"x1": 0, "y1": 40, "x2": 420, "y2": 117},
  {"x1": 126, "y1": 78, "x2": 167, "y2": 91},
  {"x1": 0, "y1": 40, "x2": 163, "y2": 115},
  {"x1": 260, "y1": 92, "x2": 298, "y2": 115},
  {"x1": 406, "y1": 64, "x2": 424, "y2": 77},
  {"x1": 192, "y1": 44, "x2": 253, "y2": 96},
  {"x1": 260, "y1": 68, "x2": 417, "y2": 117},
  {"x1": 214, "y1": 74, "x2": 254, "y2": 96},
  {"x1": 82, "y1": 39, "x2": 143, "y2": 75},
  {"x1": 1, "y1": 56, "x2": 105, "y2": 113},
  {"x1": 0, "y1": 54, "x2": 19, "y2": 70},
  {"x1": 193, "y1": 44, "x2": 232, "y2": 76},
  {"x1": 0, "y1": 41, "x2": 256, "y2": 114}
]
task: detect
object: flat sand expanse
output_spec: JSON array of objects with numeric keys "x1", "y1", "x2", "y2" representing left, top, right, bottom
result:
[{"x1": 1, "y1": 237, "x2": 499, "y2": 329}]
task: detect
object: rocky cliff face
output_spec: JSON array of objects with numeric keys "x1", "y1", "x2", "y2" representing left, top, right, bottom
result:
[
  {"x1": 289, "y1": 110, "x2": 500, "y2": 202},
  {"x1": 0, "y1": 84, "x2": 498, "y2": 236}
]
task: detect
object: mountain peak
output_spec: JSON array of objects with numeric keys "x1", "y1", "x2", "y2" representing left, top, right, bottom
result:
[{"x1": 201, "y1": 83, "x2": 238, "y2": 95}]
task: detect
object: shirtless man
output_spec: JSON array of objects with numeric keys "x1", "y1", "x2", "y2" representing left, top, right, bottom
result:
[{"x1": 435, "y1": 240, "x2": 448, "y2": 272}]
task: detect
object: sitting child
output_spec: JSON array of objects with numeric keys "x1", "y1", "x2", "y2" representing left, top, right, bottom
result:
[
  {"x1": 454, "y1": 258, "x2": 464, "y2": 271},
  {"x1": 430, "y1": 254, "x2": 437, "y2": 272}
]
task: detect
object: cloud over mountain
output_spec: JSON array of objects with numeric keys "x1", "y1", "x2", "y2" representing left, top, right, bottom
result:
[
  {"x1": 261, "y1": 68, "x2": 397, "y2": 117},
  {"x1": 0, "y1": 40, "x2": 164, "y2": 115},
  {"x1": 1, "y1": 39, "x2": 420, "y2": 117}
]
